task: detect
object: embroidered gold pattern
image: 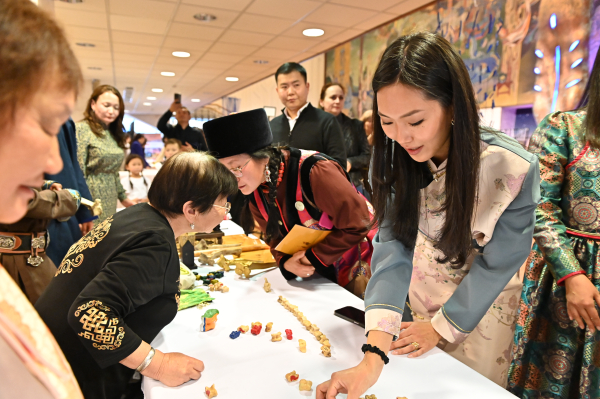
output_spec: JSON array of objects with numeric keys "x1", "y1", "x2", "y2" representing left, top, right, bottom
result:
[
  {"x1": 56, "y1": 216, "x2": 113, "y2": 276},
  {"x1": 175, "y1": 293, "x2": 180, "y2": 307},
  {"x1": 76, "y1": 300, "x2": 124, "y2": 350}
]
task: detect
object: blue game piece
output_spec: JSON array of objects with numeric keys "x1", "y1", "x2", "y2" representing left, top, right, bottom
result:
[{"x1": 230, "y1": 330, "x2": 241, "y2": 339}]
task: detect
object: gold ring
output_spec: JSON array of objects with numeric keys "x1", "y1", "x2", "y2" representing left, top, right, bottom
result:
[{"x1": 411, "y1": 342, "x2": 420, "y2": 351}]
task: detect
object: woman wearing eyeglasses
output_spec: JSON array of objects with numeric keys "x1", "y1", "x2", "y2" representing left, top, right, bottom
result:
[
  {"x1": 204, "y1": 109, "x2": 374, "y2": 297},
  {"x1": 35, "y1": 152, "x2": 238, "y2": 399}
]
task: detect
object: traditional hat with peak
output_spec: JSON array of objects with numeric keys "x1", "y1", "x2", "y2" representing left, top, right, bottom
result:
[{"x1": 203, "y1": 108, "x2": 273, "y2": 159}]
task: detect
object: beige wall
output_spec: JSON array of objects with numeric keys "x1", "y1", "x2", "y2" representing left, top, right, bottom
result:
[{"x1": 221, "y1": 54, "x2": 325, "y2": 117}]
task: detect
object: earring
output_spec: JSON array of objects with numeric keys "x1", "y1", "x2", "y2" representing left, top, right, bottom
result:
[
  {"x1": 451, "y1": 119, "x2": 455, "y2": 126},
  {"x1": 190, "y1": 223, "x2": 195, "y2": 230},
  {"x1": 265, "y1": 164, "x2": 271, "y2": 183}
]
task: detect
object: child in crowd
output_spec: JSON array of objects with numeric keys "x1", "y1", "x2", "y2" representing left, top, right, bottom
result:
[
  {"x1": 153, "y1": 138, "x2": 182, "y2": 169},
  {"x1": 121, "y1": 154, "x2": 150, "y2": 204}
]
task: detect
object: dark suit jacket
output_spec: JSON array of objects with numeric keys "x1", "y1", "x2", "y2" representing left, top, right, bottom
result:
[
  {"x1": 269, "y1": 103, "x2": 346, "y2": 166},
  {"x1": 156, "y1": 110, "x2": 208, "y2": 151},
  {"x1": 45, "y1": 118, "x2": 96, "y2": 265}
]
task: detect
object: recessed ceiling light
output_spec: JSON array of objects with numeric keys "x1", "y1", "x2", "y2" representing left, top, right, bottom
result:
[
  {"x1": 143, "y1": 102, "x2": 151, "y2": 106},
  {"x1": 172, "y1": 51, "x2": 190, "y2": 58},
  {"x1": 147, "y1": 96, "x2": 156, "y2": 100},
  {"x1": 194, "y1": 13, "x2": 217, "y2": 22},
  {"x1": 191, "y1": 99, "x2": 200, "y2": 102},
  {"x1": 225, "y1": 77, "x2": 239, "y2": 82},
  {"x1": 76, "y1": 42, "x2": 95, "y2": 47},
  {"x1": 88, "y1": 66, "x2": 102, "y2": 70},
  {"x1": 254, "y1": 60, "x2": 269, "y2": 64},
  {"x1": 151, "y1": 88, "x2": 163, "y2": 93},
  {"x1": 59, "y1": 0, "x2": 83, "y2": 3},
  {"x1": 161, "y1": 72, "x2": 175, "y2": 77},
  {"x1": 303, "y1": 28, "x2": 324, "y2": 37}
]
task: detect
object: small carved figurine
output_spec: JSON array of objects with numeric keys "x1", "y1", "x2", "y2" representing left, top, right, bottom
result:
[
  {"x1": 285, "y1": 370, "x2": 299, "y2": 382},
  {"x1": 205, "y1": 384, "x2": 218, "y2": 398},
  {"x1": 229, "y1": 330, "x2": 241, "y2": 339},
  {"x1": 251, "y1": 322, "x2": 262, "y2": 335},
  {"x1": 285, "y1": 329, "x2": 293, "y2": 340},
  {"x1": 299, "y1": 379, "x2": 312, "y2": 391},
  {"x1": 263, "y1": 278, "x2": 271, "y2": 292},
  {"x1": 298, "y1": 339, "x2": 306, "y2": 353},
  {"x1": 321, "y1": 345, "x2": 331, "y2": 357},
  {"x1": 271, "y1": 332, "x2": 282, "y2": 342},
  {"x1": 200, "y1": 309, "x2": 219, "y2": 332},
  {"x1": 238, "y1": 325, "x2": 249, "y2": 333},
  {"x1": 265, "y1": 322, "x2": 273, "y2": 332}
]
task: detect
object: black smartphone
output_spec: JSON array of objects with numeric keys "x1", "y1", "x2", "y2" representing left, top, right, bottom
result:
[
  {"x1": 334, "y1": 306, "x2": 365, "y2": 328},
  {"x1": 174, "y1": 93, "x2": 181, "y2": 103}
]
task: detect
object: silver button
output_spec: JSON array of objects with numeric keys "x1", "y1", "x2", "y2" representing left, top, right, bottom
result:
[
  {"x1": 295, "y1": 201, "x2": 305, "y2": 211},
  {"x1": 278, "y1": 221, "x2": 283, "y2": 225}
]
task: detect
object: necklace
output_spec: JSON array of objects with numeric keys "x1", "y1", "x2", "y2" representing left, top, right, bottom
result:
[{"x1": 427, "y1": 163, "x2": 447, "y2": 182}]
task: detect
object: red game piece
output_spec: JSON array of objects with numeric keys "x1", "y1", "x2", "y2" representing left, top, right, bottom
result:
[{"x1": 285, "y1": 329, "x2": 293, "y2": 340}]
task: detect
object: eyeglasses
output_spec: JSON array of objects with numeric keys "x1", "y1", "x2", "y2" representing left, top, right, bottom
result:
[
  {"x1": 212, "y1": 202, "x2": 231, "y2": 213},
  {"x1": 229, "y1": 159, "x2": 251, "y2": 178}
]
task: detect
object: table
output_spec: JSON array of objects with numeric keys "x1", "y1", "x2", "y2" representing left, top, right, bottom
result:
[{"x1": 143, "y1": 226, "x2": 517, "y2": 399}]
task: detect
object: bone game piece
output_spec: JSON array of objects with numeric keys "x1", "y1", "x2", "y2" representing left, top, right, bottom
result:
[
  {"x1": 219, "y1": 285, "x2": 229, "y2": 293},
  {"x1": 263, "y1": 278, "x2": 271, "y2": 292},
  {"x1": 298, "y1": 339, "x2": 306, "y2": 353},
  {"x1": 271, "y1": 332, "x2": 282, "y2": 342},
  {"x1": 321, "y1": 345, "x2": 331, "y2": 357},
  {"x1": 285, "y1": 371, "x2": 299, "y2": 382},
  {"x1": 285, "y1": 329, "x2": 293, "y2": 340},
  {"x1": 238, "y1": 325, "x2": 249, "y2": 333},
  {"x1": 205, "y1": 384, "x2": 218, "y2": 398},
  {"x1": 265, "y1": 322, "x2": 273, "y2": 332},
  {"x1": 299, "y1": 379, "x2": 312, "y2": 391}
]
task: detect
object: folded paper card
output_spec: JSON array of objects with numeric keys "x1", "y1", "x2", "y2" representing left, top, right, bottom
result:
[{"x1": 274, "y1": 225, "x2": 331, "y2": 255}]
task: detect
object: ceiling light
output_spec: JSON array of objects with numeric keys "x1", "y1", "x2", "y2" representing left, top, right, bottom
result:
[
  {"x1": 161, "y1": 72, "x2": 175, "y2": 77},
  {"x1": 143, "y1": 102, "x2": 152, "y2": 106},
  {"x1": 88, "y1": 67, "x2": 102, "y2": 70},
  {"x1": 254, "y1": 60, "x2": 269, "y2": 64},
  {"x1": 191, "y1": 99, "x2": 200, "y2": 102},
  {"x1": 225, "y1": 77, "x2": 239, "y2": 82},
  {"x1": 76, "y1": 42, "x2": 95, "y2": 47},
  {"x1": 151, "y1": 88, "x2": 163, "y2": 93},
  {"x1": 303, "y1": 28, "x2": 324, "y2": 37},
  {"x1": 147, "y1": 96, "x2": 156, "y2": 100},
  {"x1": 59, "y1": 0, "x2": 83, "y2": 3},
  {"x1": 172, "y1": 51, "x2": 190, "y2": 58},
  {"x1": 194, "y1": 13, "x2": 217, "y2": 22}
]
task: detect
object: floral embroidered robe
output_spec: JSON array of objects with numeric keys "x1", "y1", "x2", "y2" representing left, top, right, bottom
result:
[{"x1": 364, "y1": 132, "x2": 540, "y2": 387}]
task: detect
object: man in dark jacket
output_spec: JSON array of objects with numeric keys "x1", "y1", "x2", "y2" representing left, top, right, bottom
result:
[
  {"x1": 269, "y1": 62, "x2": 346, "y2": 166},
  {"x1": 45, "y1": 118, "x2": 97, "y2": 266},
  {"x1": 157, "y1": 102, "x2": 208, "y2": 151}
]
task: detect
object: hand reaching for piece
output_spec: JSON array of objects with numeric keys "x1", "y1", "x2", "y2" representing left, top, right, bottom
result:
[
  {"x1": 143, "y1": 351, "x2": 205, "y2": 387},
  {"x1": 284, "y1": 250, "x2": 315, "y2": 278}
]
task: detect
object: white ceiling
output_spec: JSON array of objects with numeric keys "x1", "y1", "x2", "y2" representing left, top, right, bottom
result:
[{"x1": 54, "y1": 0, "x2": 428, "y2": 115}]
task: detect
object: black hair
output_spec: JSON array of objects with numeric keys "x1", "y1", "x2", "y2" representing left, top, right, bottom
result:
[
  {"x1": 578, "y1": 52, "x2": 600, "y2": 148},
  {"x1": 275, "y1": 62, "x2": 307, "y2": 84},
  {"x1": 148, "y1": 152, "x2": 238, "y2": 217},
  {"x1": 370, "y1": 32, "x2": 481, "y2": 268},
  {"x1": 124, "y1": 153, "x2": 148, "y2": 189},
  {"x1": 240, "y1": 146, "x2": 288, "y2": 241}
]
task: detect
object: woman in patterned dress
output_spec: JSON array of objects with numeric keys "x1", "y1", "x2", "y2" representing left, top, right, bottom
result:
[
  {"x1": 77, "y1": 85, "x2": 134, "y2": 224},
  {"x1": 508, "y1": 56, "x2": 600, "y2": 399},
  {"x1": 317, "y1": 32, "x2": 541, "y2": 398}
]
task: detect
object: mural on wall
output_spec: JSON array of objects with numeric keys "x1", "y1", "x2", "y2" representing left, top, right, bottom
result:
[{"x1": 325, "y1": 0, "x2": 591, "y2": 122}]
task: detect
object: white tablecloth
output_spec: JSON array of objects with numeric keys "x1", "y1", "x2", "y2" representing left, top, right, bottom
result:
[{"x1": 143, "y1": 224, "x2": 517, "y2": 399}]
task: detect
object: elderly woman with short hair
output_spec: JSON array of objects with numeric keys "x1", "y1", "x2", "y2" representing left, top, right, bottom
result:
[{"x1": 36, "y1": 152, "x2": 238, "y2": 399}]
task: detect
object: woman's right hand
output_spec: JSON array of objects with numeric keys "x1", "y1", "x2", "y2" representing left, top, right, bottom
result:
[
  {"x1": 564, "y1": 274, "x2": 600, "y2": 331},
  {"x1": 316, "y1": 354, "x2": 384, "y2": 399},
  {"x1": 144, "y1": 351, "x2": 205, "y2": 387},
  {"x1": 284, "y1": 250, "x2": 315, "y2": 277}
]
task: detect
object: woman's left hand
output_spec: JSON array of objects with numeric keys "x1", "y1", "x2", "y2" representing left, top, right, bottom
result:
[{"x1": 389, "y1": 321, "x2": 441, "y2": 358}]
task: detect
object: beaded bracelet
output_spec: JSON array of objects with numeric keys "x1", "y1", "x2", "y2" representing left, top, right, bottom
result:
[{"x1": 361, "y1": 344, "x2": 389, "y2": 365}]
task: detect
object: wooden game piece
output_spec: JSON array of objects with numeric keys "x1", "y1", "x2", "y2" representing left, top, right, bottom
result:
[
  {"x1": 205, "y1": 384, "x2": 218, "y2": 398},
  {"x1": 298, "y1": 339, "x2": 306, "y2": 353},
  {"x1": 285, "y1": 371, "x2": 299, "y2": 382},
  {"x1": 263, "y1": 278, "x2": 271, "y2": 292},
  {"x1": 299, "y1": 379, "x2": 312, "y2": 391},
  {"x1": 271, "y1": 332, "x2": 282, "y2": 342},
  {"x1": 265, "y1": 322, "x2": 273, "y2": 332}
]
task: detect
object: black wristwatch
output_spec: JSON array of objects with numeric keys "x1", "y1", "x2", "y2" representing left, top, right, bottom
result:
[{"x1": 361, "y1": 344, "x2": 389, "y2": 365}]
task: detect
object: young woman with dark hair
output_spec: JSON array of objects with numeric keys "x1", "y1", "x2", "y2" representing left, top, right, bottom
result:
[
  {"x1": 317, "y1": 32, "x2": 541, "y2": 397},
  {"x1": 77, "y1": 85, "x2": 134, "y2": 224},
  {"x1": 204, "y1": 109, "x2": 375, "y2": 297},
  {"x1": 129, "y1": 133, "x2": 149, "y2": 168},
  {"x1": 508, "y1": 50, "x2": 600, "y2": 399}
]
